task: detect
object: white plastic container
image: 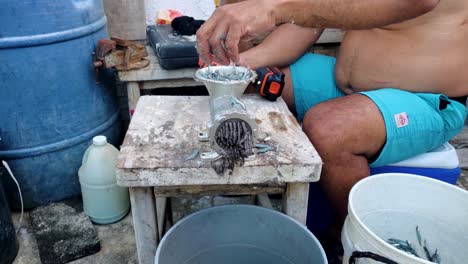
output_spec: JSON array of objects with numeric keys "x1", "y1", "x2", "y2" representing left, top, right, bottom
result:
[
  {"x1": 384, "y1": 143, "x2": 459, "y2": 169},
  {"x1": 370, "y1": 142, "x2": 460, "y2": 184},
  {"x1": 78, "y1": 135, "x2": 129, "y2": 224},
  {"x1": 342, "y1": 173, "x2": 468, "y2": 264}
]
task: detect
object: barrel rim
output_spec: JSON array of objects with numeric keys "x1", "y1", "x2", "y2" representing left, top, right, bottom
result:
[{"x1": 0, "y1": 17, "x2": 107, "y2": 49}]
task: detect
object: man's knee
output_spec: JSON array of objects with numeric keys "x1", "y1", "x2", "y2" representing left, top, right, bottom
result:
[
  {"x1": 302, "y1": 94, "x2": 387, "y2": 161},
  {"x1": 302, "y1": 104, "x2": 341, "y2": 155}
]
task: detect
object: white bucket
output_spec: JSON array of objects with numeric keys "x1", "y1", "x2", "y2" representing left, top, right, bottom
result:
[{"x1": 342, "y1": 173, "x2": 468, "y2": 264}]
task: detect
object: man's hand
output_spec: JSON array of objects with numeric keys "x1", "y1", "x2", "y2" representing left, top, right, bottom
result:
[{"x1": 196, "y1": 0, "x2": 278, "y2": 65}]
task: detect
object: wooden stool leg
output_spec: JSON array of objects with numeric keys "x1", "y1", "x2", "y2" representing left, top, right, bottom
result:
[
  {"x1": 257, "y1": 194, "x2": 273, "y2": 209},
  {"x1": 130, "y1": 187, "x2": 158, "y2": 264},
  {"x1": 283, "y1": 183, "x2": 310, "y2": 225},
  {"x1": 156, "y1": 197, "x2": 167, "y2": 240},
  {"x1": 127, "y1": 81, "x2": 141, "y2": 117}
]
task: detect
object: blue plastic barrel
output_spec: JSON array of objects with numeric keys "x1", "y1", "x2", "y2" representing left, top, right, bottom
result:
[{"x1": 0, "y1": 0, "x2": 120, "y2": 209}]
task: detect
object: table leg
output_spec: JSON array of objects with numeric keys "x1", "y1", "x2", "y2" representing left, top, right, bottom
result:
[
  {"x1": 257, "y1": 194, "x2": 273, "y2": 209},
  {"x1": 127, "y1": 81, "x2": 141, "y2": 117},
  {"x1": 130, "y1": 187, "x2": 158, "y2": 264},
  {"x1": 156, "y1": 197, "x2": 167, "y2": 241},
  {"x1": 283, "y1": 183, "x2": 310, "y2": 225}
]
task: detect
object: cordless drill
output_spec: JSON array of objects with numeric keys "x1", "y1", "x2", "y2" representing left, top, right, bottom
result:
[{"x1": 253, "y1": 67, "x2": 285, "y2": 101}]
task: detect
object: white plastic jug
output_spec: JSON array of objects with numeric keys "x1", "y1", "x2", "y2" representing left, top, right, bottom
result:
[{"x1": 78, "y1": 135, "x2": 129, "y2": 224}]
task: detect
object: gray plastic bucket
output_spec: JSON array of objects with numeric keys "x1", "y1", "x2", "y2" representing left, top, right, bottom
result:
[{"x1": 155, "y1": 204, "x2": 327, "y2": 264}]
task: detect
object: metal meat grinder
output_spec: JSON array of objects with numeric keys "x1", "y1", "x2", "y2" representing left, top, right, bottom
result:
[{"x1": 194, "y1": 66, "x2": 258, "y2": 170}]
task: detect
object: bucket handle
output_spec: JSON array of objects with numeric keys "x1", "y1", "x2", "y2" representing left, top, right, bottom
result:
[{"x1": 349, "y1": 251, "x2": 398, "y2": 264}]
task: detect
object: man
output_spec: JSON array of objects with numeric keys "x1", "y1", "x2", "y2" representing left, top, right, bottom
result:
[{"x1": 197, "y1": 0, "x2": 468, "y2": 231}]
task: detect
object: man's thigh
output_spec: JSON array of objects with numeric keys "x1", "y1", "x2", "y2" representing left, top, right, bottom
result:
[
  {"x1": 304, "y1": 89, "x2": 466, "y2": 167},
  {"x1": 284, "y1": 53, "x2": 344, "y2": 122},
  {"x1": 359, "y1": 89, "x2": 467, "y2": 167},
  {"x1": 303, "y1": 93, "x2": 386, "y2": 163}
]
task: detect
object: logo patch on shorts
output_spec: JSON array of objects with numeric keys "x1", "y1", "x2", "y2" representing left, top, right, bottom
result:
[{"x1": 394, "y1": 112, "x2": 409, "y2": 128}]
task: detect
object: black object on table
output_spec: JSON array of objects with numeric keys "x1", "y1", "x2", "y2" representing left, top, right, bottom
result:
[{"x1": 147, "y1": 25, "x2": 199, "y2": 70}]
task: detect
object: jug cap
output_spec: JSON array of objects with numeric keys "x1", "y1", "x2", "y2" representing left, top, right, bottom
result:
[{"x1": 93, "y1": 135, "x2": 107, "y2": 146}]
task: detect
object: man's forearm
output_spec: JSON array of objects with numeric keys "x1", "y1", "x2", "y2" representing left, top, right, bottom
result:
[
  {"x1": 273, "y1": 0, "x2": 439, "y2": 29},
  {"x1": 239, "y1": 24, "x2": 323, "y2": 69}
]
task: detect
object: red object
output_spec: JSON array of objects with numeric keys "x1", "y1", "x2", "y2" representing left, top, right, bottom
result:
[
  {"x1": 156, "y1": 9, "x2": 183, "y2": 25},
  {"x1": 269, "y1": 82, "x2": 281, "y2": 95},
  {"x1": 198, "y1": 55, "x2": 223, "y2": 68}
]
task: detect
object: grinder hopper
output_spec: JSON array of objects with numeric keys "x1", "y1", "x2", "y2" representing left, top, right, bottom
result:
[
  {"x1": 194, "y1": 66, "x2": 257, "y2": 99},
  {"x1": 194, "y1": 66, "x2": 258, "y2": 157}
]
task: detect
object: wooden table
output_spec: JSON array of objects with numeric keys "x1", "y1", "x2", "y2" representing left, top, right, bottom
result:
[
  {"x1": 117, "y1": 46, "x2": 199, "y2": 116},
  {"x1": 116, "y1": 95, "x2": 322, "y2": 264}
]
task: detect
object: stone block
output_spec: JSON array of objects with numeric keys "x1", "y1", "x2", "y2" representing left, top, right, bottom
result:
[{"x1": 30, "y1": 203, "x2": 100, "y2": 264}]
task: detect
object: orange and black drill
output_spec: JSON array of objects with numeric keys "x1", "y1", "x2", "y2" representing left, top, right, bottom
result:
[{"x1": 253, "y1": 67, "x2": 285, "y2": 101}]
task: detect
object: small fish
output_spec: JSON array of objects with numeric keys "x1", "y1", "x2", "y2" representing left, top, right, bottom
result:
[
  {"x1": 387, "y1": 226, "x2": 440, "y2": 263},
  {"x1": 423, "y1": 240, "x2": 432, "y2": 261},
  {"x1": 184, "y1": 149, "x2": 199, "y2": 161},
  {"x1": 416, "y1": 226, "x2": 422, "y2": 246},
  {"x1": 255, "y1": 146, "x2": 273, "y2": 154},
  {"x1": 254, "y1": 143, "x2": 274, "y2": 154},
  {"x1": 200, "y1": 67, "x2": 252, "y2": 82},
  {"x1": 230, "y1": 96, "x2": 246, "y2": 110},
  {"x1": 430, "y1": 249, "x2": 441, "y2": 263},
  {"x1": 404, "y1": 240, "x2": 420, "y2": 257},
  {"x1": 387, "y1": 239, "x2": 419, "y2": 258}
]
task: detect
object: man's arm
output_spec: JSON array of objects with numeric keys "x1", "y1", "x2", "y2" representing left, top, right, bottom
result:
[
  {"x1": 197, "y1": 0, "x2": 439, "y2": 64},
  {"x1": 238, "y1": 24, "x2": 323, "y2": 70},
  {"x1": 274, "y1": 0, "x2": 439, "y2": 29},
  {"x1": 240, "y1": 24, "x2": 322, "y2": 95}
]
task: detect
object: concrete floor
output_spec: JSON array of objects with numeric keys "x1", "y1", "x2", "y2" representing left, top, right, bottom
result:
[{"x1": 10, "y1": 126, "x2": 468, "y2": 264}]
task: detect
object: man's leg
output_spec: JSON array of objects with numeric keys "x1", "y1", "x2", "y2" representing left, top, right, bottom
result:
[
  {"x1": 281, "y1": 54, "x2": 376, "y2": 262},
  {"x1": 281, "y1": 67, "x2": 296, "y2": 114},
  {"x1": 280, "y1": 53, "x2": 350, "y2": 227},
  {"x1": 281, "y1": 53, "x2": 366, "y2": 229},
  {"x1": 300, "y1": 89, "x2": 467, "y2": 228},
  {"x1": 302, "y1": 94, "x2": 386, "y2": 225}
]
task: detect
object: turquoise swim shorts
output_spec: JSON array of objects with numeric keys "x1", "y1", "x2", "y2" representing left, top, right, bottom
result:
[{"x1": 290, "y1": 53, "x2": 467, "y2": 167}]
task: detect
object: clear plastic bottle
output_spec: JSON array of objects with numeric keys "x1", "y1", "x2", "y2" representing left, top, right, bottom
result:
[{"x1": 78, "y1": 135, "x2": 129, "y2": 224}]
